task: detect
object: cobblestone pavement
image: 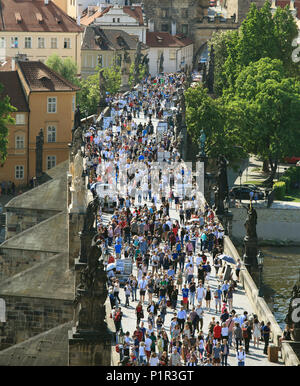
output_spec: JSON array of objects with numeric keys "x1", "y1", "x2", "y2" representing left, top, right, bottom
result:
[{"x1": 102, "y1": 113, "x2": 283, "y2": 367}]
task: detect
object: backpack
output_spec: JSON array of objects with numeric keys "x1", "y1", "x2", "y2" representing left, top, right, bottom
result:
[{"x1": 242, "y1": 328, "x2": 248, "y2": 339}]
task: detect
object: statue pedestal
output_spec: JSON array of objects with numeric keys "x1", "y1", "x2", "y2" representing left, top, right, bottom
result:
[
  {"x1": 68, "y1": 326, "x2": 112, "y2": 366},
  {"x1": 243, "y1": 236, "x2": 258, "y2": 273}
]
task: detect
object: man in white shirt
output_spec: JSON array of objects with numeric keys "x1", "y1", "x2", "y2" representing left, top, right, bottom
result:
[
  {"x1": 139, "y1": 276, "x2": 148, "y2": 304},
  {"x1": 144, "y1": 333, "x2": 152, "y2": 364},
  {"x1": 196, "y1": 283, "x2": 206, "y2": 307}
]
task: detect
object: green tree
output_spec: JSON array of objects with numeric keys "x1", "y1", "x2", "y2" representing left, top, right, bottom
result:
[
  {"x1": 0, "y1": 84, "x2": 17, "y2": 164},
  {"x1": 233, "y1": 58, "x2": 300, "y2": 185},
  {"x1": 185, "y1": 85, "x2": 247, "y2": 164},
  {"x1": 45, "y1": 54, "x2": 80, "y2": 87},
  {"x1": 215, "y1": 2, "x2": 298, "y2": 94},
  {"x1": 209, "y1": 30, "x2": 238, "y2": 96},
  {"x1": 78, "y1": 65, "x2": 121, "y2": 115}
]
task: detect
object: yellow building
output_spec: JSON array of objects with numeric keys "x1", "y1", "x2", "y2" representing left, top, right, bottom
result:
[
  {"x1": 81, "y1": 26, "x2": 148, "y2": 78},
  {"x1": 0, "y1": 0, "x2": 83, "y2": 73},
  {"x1": 0, "y1": 58, "x2": 79, "y2": 186},
  {"x1": 52, "y1": 0, "x2": 78, "y2": 20}
]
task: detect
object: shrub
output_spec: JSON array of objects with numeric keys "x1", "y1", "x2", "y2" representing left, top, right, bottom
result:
[
  {"x1": 279, "y1": 176, "x2": 291, "y2": 193},
  {"x1": 273, "y1": 181, "x2": 286, "y2": 200}
]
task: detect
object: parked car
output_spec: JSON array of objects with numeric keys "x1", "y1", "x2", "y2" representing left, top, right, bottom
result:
[
  {"x1": 284, "y1": 156, "x2": 300, "y2": 164},
  {"x1": 296, "y1": 160, "x2": 300, "y2": 167},
  {"x1": 229, "y1": 185, "x2": 264, "y2": 200}
]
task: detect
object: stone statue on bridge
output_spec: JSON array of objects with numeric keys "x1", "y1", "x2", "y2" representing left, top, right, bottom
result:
[
  {"x1": 285, "y1": 272, "x2": 300, "y2": 341},
  {"x1": 244, "y1": 203, "x2": 258, "y2": 240}
]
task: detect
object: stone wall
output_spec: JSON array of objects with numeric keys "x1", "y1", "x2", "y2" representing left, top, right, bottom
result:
[
  {"x1": 5, "y1": 208, "x2": 60, "y2": 240},
  {"x1": 230, "y1": 207, "x2": 300, "y2": 245},
  {"x1": 0, "y1": 295, "x2": 73, "y2": 350},
  {"x1": 0, "y1": 249, "x2": 56, "y2": 281},
  {"x1": 223, "y1": 236, "x2": 300, "y2": 366}
]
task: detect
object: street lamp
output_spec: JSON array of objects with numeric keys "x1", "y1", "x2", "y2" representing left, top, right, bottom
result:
[
  {"x1": 239, "y1": 169, "x2": 242, "y2": 203},
  {"x1": 257, "y1": 250, "x2": 264, "y2": 297}
]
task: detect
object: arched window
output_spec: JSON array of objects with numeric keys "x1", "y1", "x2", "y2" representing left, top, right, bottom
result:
[{"x1": 0, "y1": 299, "x2": 6, "y2": 322}]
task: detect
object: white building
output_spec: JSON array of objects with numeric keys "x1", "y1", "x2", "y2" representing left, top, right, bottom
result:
[
  {"x1": 146, "y1": 32, "x2": 194, "y2": 76},
  {"x1": 80, "y1": 2, "x2": 147, "y2": 44}
]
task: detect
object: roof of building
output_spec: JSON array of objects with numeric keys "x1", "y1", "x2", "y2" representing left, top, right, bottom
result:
[
  {"x1": 82, "y1": 26, "x2": 145, "y2": 51},
  {"x1": 275, "y1": 0, "x2": 300, "y2": 18},
  {"x1": 0, "y1": 0, "x2": 83, "y2": 33},
  {"x1": 146, "y1": 32, "x2": 194, "y2": 48},
  {"x1": 0, "y1": 71, "x2": 29, "y2": 112},
  {"x1": 17, "y1": 60, "x2": 80, "y2": 92},
  {"x1": 80, "y1": 4, "x2": 144, "y2": 26}
]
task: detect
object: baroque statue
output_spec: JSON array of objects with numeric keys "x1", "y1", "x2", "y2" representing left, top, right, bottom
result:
[{"x1": 244, "y1": 203, "x2": 258, "y2": 240}]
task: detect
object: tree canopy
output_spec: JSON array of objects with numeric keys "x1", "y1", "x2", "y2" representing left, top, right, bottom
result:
[
  {"x1": 45, "y1": 54, "x2": 80, "y2": 87},
  {"x1": 0, "y1": 84, "x2": 17, "y2": 164}
]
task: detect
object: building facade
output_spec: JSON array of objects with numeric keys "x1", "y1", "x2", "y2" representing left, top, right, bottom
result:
[
  {"x1": 81, "y1": 26, "x2": 148, "y2": 77},
  {"x1": 80, "y1": 3, "x2": 147, "y2": 44},
  {"x1": 0, "y1": 58, "x2": 79, "y2": 186},
  {"x1": 146, "y1": 32, "x2": 193, "y2": 75},
  {"x1": 0, "y1": 0, "x2": 83, "y2": 73}
]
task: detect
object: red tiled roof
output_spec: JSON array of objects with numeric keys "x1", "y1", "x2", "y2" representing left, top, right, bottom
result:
[
  {"x1": 275, "y1": 0, "x2": 300, "y2": 18},
  {"x1": 146, "y1": 32, "x2": 194, "y2": 48},
  {"x1": 17, "y1": 60, "x2": 80, "y2": 92},
  {"x1": 0, "y1": 0, "x2": 83, "y2": 32},
  {"x1": 0, "y1": 71, "x2": 29, "y2": 112},
  {"x1": 80, "y1": 6, "x2": 112, "y2": 27},
  {"x1": 80, "y1": 5, "x2": 144, "y2": 27},
  {"x1": 123, "y1": 6, "x2": 144, "y2": 26}
]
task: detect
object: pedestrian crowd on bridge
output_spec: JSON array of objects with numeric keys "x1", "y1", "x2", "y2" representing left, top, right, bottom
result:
[{"x1": 82, "y1": 72, "x2": 273, "y2": 366}]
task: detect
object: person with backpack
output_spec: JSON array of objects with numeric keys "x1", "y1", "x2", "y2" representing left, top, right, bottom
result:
[
  {"x1": 242, "y1": 321, "x2": 252, "y2": 353},
  {"x1": 113, "y1": 307, "x2": 123, "y2": 333},
  {"x1": 214, "y1": 285, "x2": 222, "y2": 313}
]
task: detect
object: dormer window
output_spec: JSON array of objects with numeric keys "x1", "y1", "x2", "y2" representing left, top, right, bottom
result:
[
  {"x1": 36, "y1": 13, "x2": 43, "y2": 23},
  {"x1": 15, "y1": 12, "x2": 22, "y2": 23}
]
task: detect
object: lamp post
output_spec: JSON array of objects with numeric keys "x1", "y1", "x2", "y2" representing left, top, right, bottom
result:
[
  {"x1": 257, "y1": 250, "x2": 264, "y2": 297},
  {"x1": 239, "y1": 169, "x2": 242, "y2": 203}
]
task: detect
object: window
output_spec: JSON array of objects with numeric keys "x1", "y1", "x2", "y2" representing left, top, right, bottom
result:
[
  {"x1": 181, "y1": 8, "x2": 188, "y2": 18},
  {"x1": 51, "y1": 37, "x2": 58, "y2": 49},
  {"x1": 25, "y1": 37, "x2": 32, "y2": 49},
  {"x1": 11, "y1": 37, "x2": 18, "y2": 48},
  {"x1": 169, "y1": 49, "x2": 176, "y2": 60},
  {"x1": 161, "y1": 24, "x2": 169, "y2": 32},
  {"x1": 15, "y1": 135, "x2": 25, "y2": 149},
  {"x1": 0, "y1": 37, "x2": 5, "y2": 49},
  {"x1": 15, "y1": 113, "x2": 25, "y2": 125},
  {"x1": 38, "y1": 37, "x2": 45, "y2": 49},
  {"x1": 47, "y1": 155, "x2": 56, "y2": 170},
  {"x1": 15, "y1": 165, "x2": 24, "y2": 179},
  {"x1": 113, "y1": 18, "x2": 115, "y2": 23},
  {"x1": 0, "y1": 299, "x2": 5, "y2": 323},
  {"x1": 72, "y1": 95, "x2": 76, "y2": 112},
  {"x1": 182, "y1": 24, "x2": 189, "y2": 35},
  {"x1": 47, "y1": 125, "x2": 56, "y2": 143},
  {"x1": 64, "y1": 38, "x2": 71, "y2": 49},
  {"x1": 161, "y1": 9, "x2": 168, "y2": 18},
  {"x1": 117, "y1": 18, "x2": 120, "y2": 23},
  {"x1": 47, "y1": 97, "x2": 57, "y2": 113}
]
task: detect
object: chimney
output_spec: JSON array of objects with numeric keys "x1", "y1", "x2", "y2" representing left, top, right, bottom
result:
[
  {"x1": 44, "y1": 0, "x2": 49, "y2": 5},
  {"x1": 171, "y1": 20, "x2": 176, "y2": 36},
  {"x1": 11, "y1": 58, "x2": 15, "y2": 71}
]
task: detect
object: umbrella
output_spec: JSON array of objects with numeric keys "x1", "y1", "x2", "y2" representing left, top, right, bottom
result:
[
  {"x1": 190, "y1": 218, "x2": 200, "y2": 222},
  {"x1": 219, "y1": 254, "x2": 236, "y2": 264},
  {"x1": 106, "y1": 263, "x2": 116, "y2": 271}
]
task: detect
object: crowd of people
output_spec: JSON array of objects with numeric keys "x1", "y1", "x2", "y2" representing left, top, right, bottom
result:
[{"x1": 82, "y1": 72, "x2": 273, "y2": 366}]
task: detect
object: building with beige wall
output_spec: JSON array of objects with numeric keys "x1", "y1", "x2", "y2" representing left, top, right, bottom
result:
[
  {"x1": 0, "y1": 0, "x2": 83, "y2": 73},
  {"x1": 81, "y1": 26, "x2": 148, "y2": 77},
  {"x1": 0, "y1": 58, "x2": 79, "y2": 186}
]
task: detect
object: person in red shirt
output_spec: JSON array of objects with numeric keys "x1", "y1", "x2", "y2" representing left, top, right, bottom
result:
[
  {"x1": 213, "y1": 321, "x2": 222, "y2": 341},
  {"x1": 133, "y1": 326, "x2": 143, "y2": 342}
]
